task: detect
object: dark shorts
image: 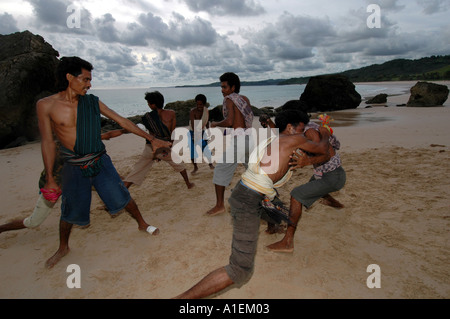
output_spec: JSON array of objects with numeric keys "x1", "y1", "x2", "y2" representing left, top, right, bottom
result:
[
  {"x1": 225, "y1": 181, "x2": 264, "y2": 285},
  {"x1": 291, "y1": 166, "x2": 346, "y2": 208},
  {"x1": 61, "y1": 154, "x2": 131, "y2": 226}
]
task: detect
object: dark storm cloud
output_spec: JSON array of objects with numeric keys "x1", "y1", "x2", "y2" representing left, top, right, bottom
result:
[
  {"x1": 135, "y1": 12, "x2": 218, "y2": 48},
  {"x1": 3, "y1": 0, "x2": 447, "y2": 86},
  {"x1": 240, "y1": 13, "x2": 334, "y2": 63},
  {"x1": 94, "y1": 13, "x2": 120, "y2": 43},
  {"x1": 0, "y1": 12, "x2": 19, "y2": 34},
  {"x1": 25, "y1": 0, "x2": 93, "y2": 34},
  {"x1": 93, "y1": 11, "x2": 219, "y2": 49},
  {"x1": 183, "y1": 0, "x2": 265, "y2": 16}
]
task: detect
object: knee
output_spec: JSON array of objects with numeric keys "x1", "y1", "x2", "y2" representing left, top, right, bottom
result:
[{"x1": 225, "y1": 264, "x2": 254, "y2": 286}]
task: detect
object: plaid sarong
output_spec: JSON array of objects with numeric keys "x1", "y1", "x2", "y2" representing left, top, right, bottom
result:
[{"x1": 223, "y1": 93, "x2": 254, "y2": 129}]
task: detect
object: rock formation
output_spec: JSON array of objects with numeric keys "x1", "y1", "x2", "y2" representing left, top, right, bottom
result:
[
  {"x1": 407, "y1": 81, "x2": 449, "y2": 107},
  {"x1": 365, "y1": 93, "x2": 388, "y2": 104},
  {"x1": 0, "y1": 30, "x2": 59, "y2": 149},
  {"x1": 300, "y1": 75, "x2": 362, "y2": 112}
]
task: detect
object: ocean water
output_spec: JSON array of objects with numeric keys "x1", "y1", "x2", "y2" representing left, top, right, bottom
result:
[{"x1": 90, "y1": 83, "x2": 412, "y2": 118}]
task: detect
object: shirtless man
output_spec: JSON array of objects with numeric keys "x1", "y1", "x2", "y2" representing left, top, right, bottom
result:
[
  {"x1": 0, "y1": 129, "x2": 128, "y2": 235},
  {"x1": 267, "y1": 103, "x2": 346, "y2": 253},
  {"x1": 37, "y1": 56, "x2": 169, "y2": 268},
  {"x1": 123, "y1": 91, "x2": 194, "y2": 189},
  {"x1": 206, "y1": 72, "x2": 254, "y2": 216},
  {"x1": 174, "y1": 110, "x2": 331, "y2": 299}
]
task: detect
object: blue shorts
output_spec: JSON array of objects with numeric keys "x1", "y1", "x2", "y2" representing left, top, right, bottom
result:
[{"x1": 61, "y1": 154, "x2": 131, "y2": 226}]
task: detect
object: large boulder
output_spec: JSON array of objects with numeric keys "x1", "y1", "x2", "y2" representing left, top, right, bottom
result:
[
  {"x1": 300, "y1": 75, "x2": 362, "y2": 112},
  {"x1": 407, "y1": 81, "x2": 449, "y2": 107},
  {"x1": 0, "y1": 30, "x2": 59, "y2": 149},
  {"x1": 366, "y1": 93, "x2": 388, "y2": 104}
]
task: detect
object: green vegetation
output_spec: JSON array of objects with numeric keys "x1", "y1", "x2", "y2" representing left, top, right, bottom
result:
[
  {"x1": 278, "y1": 55, "x2": 450, "y2": 84},
  {"x1": 176, "y1": 55, "x2": 450, "y2": 87}
]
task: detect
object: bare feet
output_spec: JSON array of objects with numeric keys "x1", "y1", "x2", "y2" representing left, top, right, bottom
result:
[
  {"x1": 265, "y1": 223, "x2": 286, "y2": 234},
  {"x1": 205, "y1": 206, "x2": 225, "y2": 216},
  {"x1": 266, "y1": 238, "x2": 294, "y2": 253},
  {"x1": 140, "y1": 225, "x2": 160, "y2": 235},
  {"x1": 209, "y1": 164, "x2": 215, "y2": 170},
  {"x1": 320, "y1": 194, "x2": 344, "y2": 209},
  {"x1": 191, "y1": 167, "x2": 198, "y2": 175},
  {"x1": 187, "y1": 182, "x2": 195, "y2": 189},
  {"x1": 45, "y1": 247, "x2": 70, "y2": 269}
]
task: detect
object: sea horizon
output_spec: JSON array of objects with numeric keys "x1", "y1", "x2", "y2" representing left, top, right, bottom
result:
[{"x1": 90, "y1": 81, "x2": 424, "y2": 118}]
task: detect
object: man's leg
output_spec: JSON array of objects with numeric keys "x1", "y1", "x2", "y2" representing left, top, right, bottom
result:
[
  {"x1": 0, "y1": 219, "x2": 26, "y2": 234},
  {"x1": 174, "y1": 267, "x2": 233, "y2": 299},
  {"x1": 179, "y1": 170, "x2": 195, "y2": 189},
  {"x1": 321, "y1": 194, "x2": 344, "y2": 208},
  {"x1": 1, "y1": 194, "x2": 56, "y2": 234},
  {"x1": 207, "y1": 160, "x2": 238, "y2": 216},
  {"x1": 45, "y1": 220, "x2": 73, "y2": 268},
  {"x1": 266, "y1": 196, "x2": 303, "y2": 253},
  {"x1": 123, "y1": 145, "x2": 154, "y2": 189},
  {"x1": 125, "y1": 198, "x2": 159, "y2": 235},
  {"x1": 206, "y1": 184, "x2": 226, "y2": 216}
]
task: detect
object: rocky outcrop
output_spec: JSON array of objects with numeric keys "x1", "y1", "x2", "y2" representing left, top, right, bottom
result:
[
  {"x1": 0, "y1": 31, "x2": 59, "y2": 149},
  {"x1": 407, "y1": 81, "x2": 449, "y2": 107},
  {"x1": 366, "y1": 93, "x2": 388, "y2": 104},
  {"x1": 165, "y1": 99, "x2": 198, "y2": 127},
  {"x1": 299, "y1": 75, "x2": 362, "y2": 112}
]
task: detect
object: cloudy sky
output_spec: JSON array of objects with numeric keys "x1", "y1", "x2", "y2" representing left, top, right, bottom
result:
[{"x1": 1, "y1": 0, "x2": 449, "y2": 88}]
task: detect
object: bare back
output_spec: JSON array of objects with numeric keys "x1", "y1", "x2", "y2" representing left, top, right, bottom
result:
[
  {"x1": 158, "y1": 109, "x2": 176, "y2": 133},
  {"x1": 260, "y1": 132, "x2": 330, "y2": 183}
]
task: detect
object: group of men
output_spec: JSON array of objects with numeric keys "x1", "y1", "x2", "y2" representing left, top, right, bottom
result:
[{"x1": 0, "y1": 56, "x2": 346, "y2": 299}]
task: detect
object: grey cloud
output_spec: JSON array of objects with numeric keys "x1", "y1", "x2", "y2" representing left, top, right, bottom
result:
[
  {"x1": 278, "y1": 59, "x2": 325, "y2": 73},
  {"x1": 417, "y1": 0, "x2": 450, "y2": 14},
  {"x1": 276, "y1": 13, "x2": 337, "y2": 47},
  {"x1": 122, "y1": 22, "x2": 149, "y2": 46},
  {"x1": 241, "y1": 13, "x2": 333, "y2": 61},
  {"x1": 137, "y1": 12, "x2": 218, "y2": 48},
  {"x1": 174, "y1": 58, "x2": 190, "y2": 74},
  {"x1": 97, "y1": 11, "x2": 219, "y2": 49},
  {"x1": 363, "y1": 38, "x2": 421, "y2": 56},
  {"x1": 26, "y1": 0, "x2": 93, "y2": 34},
  {"x1": 123, "y1": 0, "x2": 158, "y2": 12},
  {"x1": 95, "y1": 48, "x2": 138, "y2": 69},
  {"x1": 322, "y1": 52, "x2": 352, "y2": 63},
  {"x1": 0, "y1": 13, "x2": 19, "y2": 34},
  {"x1": 364, "y1": 0, "x2": 405, "y2": 12},
  {"x1": 183, "y1": 0, "x2": 265, "y2": 16},
  {"x1": 94, "y1": 14, "x2": 120, "y2": 43}
]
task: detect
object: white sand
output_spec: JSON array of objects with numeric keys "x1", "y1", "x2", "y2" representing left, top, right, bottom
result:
[{"x1": 0, "y1": 82, "x2": 449, "y2": 299}]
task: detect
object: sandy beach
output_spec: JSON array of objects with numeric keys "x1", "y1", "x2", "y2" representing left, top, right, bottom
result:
[{"x1": 0, "y1": 83, "x2": 449, "y2": 299}]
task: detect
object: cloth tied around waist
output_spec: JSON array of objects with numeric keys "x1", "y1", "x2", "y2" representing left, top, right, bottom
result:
[
  {"x1": 60, "y1": 147, "x2": 106, "y2": 177},
  {"x1": 241, "y1": 136, "x2": 294, "y2": 225}
]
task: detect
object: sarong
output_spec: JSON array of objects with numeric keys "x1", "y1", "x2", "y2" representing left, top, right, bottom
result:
[
  {"x1": 142, "y1": 111, "x2": 171, "y2": 143},
  {"x1": 223, "y1": 93, "x2": 254, "y2": 129},
  {"x1": 61, "y1": 94, "x2": 106, "y2": 177}
]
